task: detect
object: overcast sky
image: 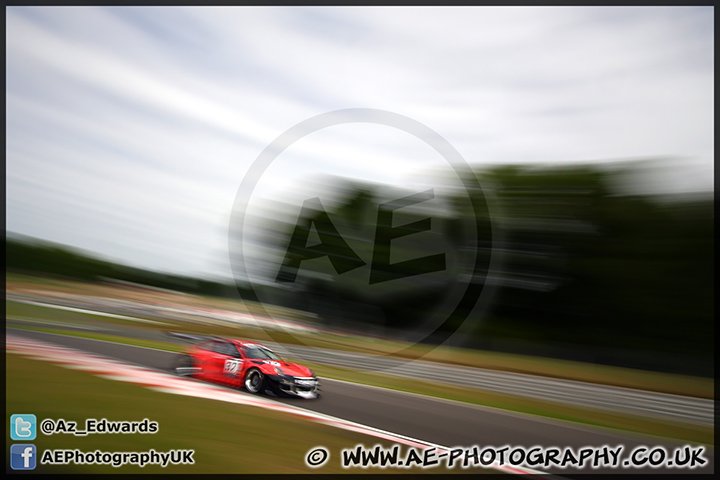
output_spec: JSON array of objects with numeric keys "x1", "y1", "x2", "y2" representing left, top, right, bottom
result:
[{"x1": 6, "y1": 6, "x2": 714, "y2": 281}]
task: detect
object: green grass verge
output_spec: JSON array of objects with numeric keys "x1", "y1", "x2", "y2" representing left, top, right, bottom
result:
[
  {"x1": 8, "y1": 325, "x2": 189, "y2": 353},
  {"x1": 7, "y1": 353, "x2": 487, "y2": 474}
]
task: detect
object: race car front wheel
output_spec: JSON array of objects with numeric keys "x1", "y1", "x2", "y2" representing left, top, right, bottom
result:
[{"x1": 244, "y1": 368, "x2": 265, "y2": 394}]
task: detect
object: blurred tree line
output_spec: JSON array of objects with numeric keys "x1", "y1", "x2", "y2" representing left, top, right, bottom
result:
[
  {"x1": 5, "y1": 234, "x2": 240, "y2": 298},
  {"x1": 259, "y1": 162, "x2": 713, "y2": 375},
  {"x1": 471, "y1": 164, "x2": 713, "y2": 374}
]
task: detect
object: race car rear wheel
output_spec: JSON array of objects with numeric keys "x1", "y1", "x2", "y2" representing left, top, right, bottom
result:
[
  {"x1": 174, "y1": 354, "x2": 198, "y2": 377},
  {"x1": 244, "y1": 368, "x2": 265, "y2": 394}
]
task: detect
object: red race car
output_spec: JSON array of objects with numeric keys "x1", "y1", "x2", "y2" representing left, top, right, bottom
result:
[{"x1": 174, "y1": 338, "x2": 319, "y2": 399}]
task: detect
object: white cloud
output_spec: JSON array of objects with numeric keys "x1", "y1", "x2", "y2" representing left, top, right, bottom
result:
[{"x1": 6, "y1": 6, "x2": 713, "y2": 280}]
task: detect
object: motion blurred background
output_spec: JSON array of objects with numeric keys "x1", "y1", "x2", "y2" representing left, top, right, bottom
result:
[{"x1": 6, "y1": 6, "x2": 714, "y2": 377}]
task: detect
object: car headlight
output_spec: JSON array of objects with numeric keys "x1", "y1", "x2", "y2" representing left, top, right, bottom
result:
[{"x1": 272, "y1": 366, "x2": 284, "y2": 376}]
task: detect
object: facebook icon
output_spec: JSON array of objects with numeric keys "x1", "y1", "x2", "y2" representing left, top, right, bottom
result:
[{"x1": 11, "y1": 444, "x2": 37, "y2": 470}]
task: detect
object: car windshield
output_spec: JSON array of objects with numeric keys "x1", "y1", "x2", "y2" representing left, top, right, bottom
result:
[{"x1": 244, "y1": 346, "x2": 281, "y2": 361}]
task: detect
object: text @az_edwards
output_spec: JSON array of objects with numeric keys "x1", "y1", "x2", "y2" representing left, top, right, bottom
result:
[{"x1": 40, "y1": 418, "x2": 158, "y2": 436}]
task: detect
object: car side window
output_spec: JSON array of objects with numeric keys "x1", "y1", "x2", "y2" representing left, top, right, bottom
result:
[
  {"x1": 214, "y1": 342, "x2": 229, "y2": 356},
  {"x1": 216, "y1": 342, "x2": 241, "y2": 357}
]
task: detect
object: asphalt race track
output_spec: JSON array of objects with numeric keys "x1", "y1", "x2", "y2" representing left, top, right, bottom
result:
[
  {"x1": 8, "y1": 328, "x2": 714, "y2": 475},
  {"x1": 259, "y1": 340, "x2": 714, "y2": 426}
]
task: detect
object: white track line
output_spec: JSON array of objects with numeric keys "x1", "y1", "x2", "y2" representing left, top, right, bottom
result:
[{"x1": 14, "y1": 299, "x2": 170, "y2": 325}]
